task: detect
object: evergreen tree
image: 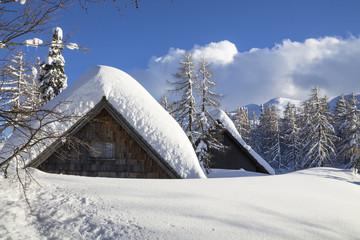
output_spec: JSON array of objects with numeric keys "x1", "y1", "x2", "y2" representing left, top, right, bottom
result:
[
  {"x1": 224, "y1": 108, "x2": 230, "y2": 117},
  {"x1": 263, "y1": 104, "x2": 282, "y2": 170},
  {"x1": 338, "y1": 93, "x2": 360, "y2": 173},
  {"x1": 233, "y1": 106, "x2": 250, "y2": 141},
  {"x1": 281, "y1": 102, "x2": 301, "y2": 171},
  {"x1": 38, "y1": 27, "x2": 67, "y2": 103},
  {"x1": 2, "y1": 52, "x2": 29, "y2": 111},
  {"x1": 197, "y1": 58, "x2": 222, "y2": 112},
  {"x1": 169, "y1": 52, "x2": 197, "y2": 146},
  {"x1": 247, "y1": 109, "x2": 259, "y2": 153},
  {"x1": 194, "y1": 58, "x2": 224, "y2": 173},
  {"x1": 300, "y1": 86, "x2": 337, "y2": 168},
  {"x1": 250, "y1": 110, "x2": 258, "y2": 126},
  {"x1": 160, "y1": 94, "x2": 172, "y2": 114},
  {"x1": 333, "y1": 94, "x2": 349, "y2": 165},
  {"x1": 333, "y1": 94, "x2": 348, "y2": 135},
  {"x1": 0, "y1": 51, "x2": 40, "y2": 135},
  {"x1": 195, "y1": 112, "x2": 224, "y2": 173},
  {"x1": 249, "y1": 104, "x2": 265, "y2": 154}
]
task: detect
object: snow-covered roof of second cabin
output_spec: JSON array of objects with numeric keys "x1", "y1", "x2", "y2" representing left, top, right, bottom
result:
[
  {"x1": 2, "y1": 65, "x2": 206, "y2": 179},
  {"x1": 211, "y1": 109, "x2": 275, "y2": 175}
]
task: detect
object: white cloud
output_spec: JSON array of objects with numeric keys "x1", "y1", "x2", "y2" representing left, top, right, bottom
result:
[
  {"x1": 131, "y1": 37, "x2": 360, "y2": 109},
  {"x1": 192, "y1": 40, "x2": 238, "y2": 65}
]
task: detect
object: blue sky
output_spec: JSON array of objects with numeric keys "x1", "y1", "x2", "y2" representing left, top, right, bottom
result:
[{"x1": 41, "y1": 0, "x2": 360, "y2": 108}]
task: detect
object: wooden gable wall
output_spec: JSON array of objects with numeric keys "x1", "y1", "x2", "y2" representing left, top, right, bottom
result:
[
  {"x1": 210, "y1": 131, "x2": 269, "y2": 174},
  {"x1": 38, "y1": 109, "x2": 171, "y2": 179}
]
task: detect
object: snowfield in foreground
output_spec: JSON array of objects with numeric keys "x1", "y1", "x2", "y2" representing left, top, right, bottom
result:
[{"x1": 1, "y1": 168, "x2": 360, "y2": 240}]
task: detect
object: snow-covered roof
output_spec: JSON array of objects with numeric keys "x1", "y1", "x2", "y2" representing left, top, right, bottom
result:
[
  {"x1": 211, "y1": 109, "x2": 275, "y2": 175},
  {"x1": 2, "y1": 65, "x2": 206, "y2": 179}
]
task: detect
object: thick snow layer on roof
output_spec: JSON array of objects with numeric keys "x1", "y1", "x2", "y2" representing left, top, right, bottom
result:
[
  {"x1": 2, "y1": 65, "x2": 205, "y2": 179},
  {"x1": 212, "y1": 109, "x2": 275, "y2": 175}
]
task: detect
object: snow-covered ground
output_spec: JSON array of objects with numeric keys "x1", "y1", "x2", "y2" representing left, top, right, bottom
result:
[{"x1": 1, "y1": 167, "x2": 360, "y2": 240}]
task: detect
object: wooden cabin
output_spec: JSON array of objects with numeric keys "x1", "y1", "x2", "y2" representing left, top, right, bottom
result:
[
  {"x1": 28, "y1": 98, "x2": 180, "y2": 178},
  {"x1": 18, "y1": 66, "x2": 205, "y2": 179},
  {"x1": 27, "y1": 98, "x2": 179, "y2": 178},
  {"x1": 210, "y1": 110, "x2": 274, "y2": 175}
]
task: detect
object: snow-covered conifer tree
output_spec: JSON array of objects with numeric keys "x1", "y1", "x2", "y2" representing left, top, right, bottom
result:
[
  {"x1": 0, "y1": 52, "x2": 40, "y2": 128},
  {"x1": 250, "y1": 110, "x2": 258, "y2": 126},
  {"x1": 169, "y1": 52, "x2": 197, "y2": 146},
  {"x1": 281, "y1": 102, "x2": 301, "y2": 171},
  {"x1": 38, "y1": 27, "x2": 67, "y2": 103},
  {"x1": 248, "y1": 105, "x2": 264, "y2": 154},
  {"x1": 233, "y1": 106, "x2": 250, "y2": 141},
  {"x1": 263, "y1": 104, "x2": 282, "y2": 170},
  {"x1": 333, "y1": 94, "x2": 348, "y2": 135},
  {"x1": 25, "y1": 67, "x2": 42, "y2": 111},
  {"x1": 247, "y1": 110, "x2": 259, "y2": 146},
  {"x1": 300, "y1": 86, "x2": 337, "y2": 168},
  {"x1": 195, "y1": 112, "x2": 224, "y2": 173},
  {"x1": 333, "y1": 94, "x2": 349, "y2": 165},
  {"x1": 160, "y1": 94, "x2": 172, "y2": 113},
  {"x1": 1, "y1": 52, "x2": 29, "y2": 111},
  {"x1": 194, "y1": 58, "x2": 224, "y2": 172},
  {"x1": 338, "y1": 93, "x2": 360, "y2": 173}
]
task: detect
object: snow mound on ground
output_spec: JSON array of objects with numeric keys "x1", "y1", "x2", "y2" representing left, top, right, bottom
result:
[
  {"x1": 2, "y1": 65, "x2": 205, "y2": 179},
  {"x1": 207, "y1": 168, "x2": 267, "y2": 178},
  {"x1": 212, "y1": 109, "x2": 275, "y2": 175},
  {"x1": 1, "y1": 167, "x2": 360, "y2": 239},
  {"x1": 291, "y1": 167, "x2": 360, "y2": 185}
]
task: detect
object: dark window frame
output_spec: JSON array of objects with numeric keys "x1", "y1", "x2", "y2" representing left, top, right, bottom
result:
[{"x1": 90, "y1": 141, "x2": 115, "y2": 159}]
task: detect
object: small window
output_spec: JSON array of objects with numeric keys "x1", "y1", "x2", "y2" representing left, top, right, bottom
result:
[
  {"x1": 90, "y1": 142, "x2": 101, "y2": 158},
  {"x1": 103, "y1": 142, "x2": 114, "y2": 158},
  {"x1": 90, "y1": 141, "x2": 115, "y2": 159}
]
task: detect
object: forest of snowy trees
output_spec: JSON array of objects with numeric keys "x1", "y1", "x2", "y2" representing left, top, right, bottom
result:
[
  {"x1": 231, "y1": 87, "x2": 360, "y2": 174},
  {"x1": 165, "y1": 53, "x2": 360, "y2": 175}
]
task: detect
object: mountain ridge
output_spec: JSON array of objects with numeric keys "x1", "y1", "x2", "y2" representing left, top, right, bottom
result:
[{"x1": 235, "y1": 94, "x2": 360, "y2": 118}]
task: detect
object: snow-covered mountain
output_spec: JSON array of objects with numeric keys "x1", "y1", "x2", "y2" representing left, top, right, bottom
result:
[
  {"x1": 328, "y1": 93, "x2": 360, "y2": 110},
  {"x1": 239, "y1": 94, "x2": 360, "y2": 118},
  {"x1": 244, "y1": 97, "x2": 302, "y2": 117}
]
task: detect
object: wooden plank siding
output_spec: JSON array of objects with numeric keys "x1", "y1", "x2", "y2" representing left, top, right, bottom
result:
[
  {"x1": 210, "y1": 131, "x2": 269, "y2": 174},
  {"x1": 38, "y1": 109, "x2": 171, "y2": 179}
]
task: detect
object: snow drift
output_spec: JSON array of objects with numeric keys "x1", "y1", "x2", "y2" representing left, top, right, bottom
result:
[
  {"x1": 1, "y1": 167, "x2": 359, "y2": 239},
  {"x1": 1, "y1": 65, "x2": 205, "y2": 179}
]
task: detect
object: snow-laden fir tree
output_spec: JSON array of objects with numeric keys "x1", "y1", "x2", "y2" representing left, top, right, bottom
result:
[
  {"x1": 333, "y1": 94, "x2": 348, "y2": 135},
  {"x1": 338, "y1": 93, "x2": 360, "y2": 173},
  {"x1": 224, "y1": 108, "x2": 230, "y2": 117},
  {"x1": 194, "y1": 57, "x2": 224, "y2": 173},
  {"x1": 300, "y1": 86, "x2": 337, "y2": 168},
  {"x1": 281, "y1": 102, "x2": 301, "y2": 171},
  {"x1": 250, "y1": 110, "x2": 258, "y2": 126},
  {"x1": 248, "y1": 104, "x2": 265, "y2": 154},
  {"x1": 247, "y1": 109, "x2": 259, "y2": 149},
  {"x1": 332, "y1": 94, "x2": 349, "y2": 165},
  {"x1": 38, "y1": 27, "x2": 67, "y2": 103},
  {"x1": 1, "y1": 52, "x2": 29, "y2": 111},
  {"x1": 160, "y1": 94, "x2": 172, "y2": 114},
  {"x1": 233, "y1": 106, "x2": 250, "y2": 141},
  {"x1": 169, "y1": 52, "x2": 197, "y2": 146},
  {"x1": 0, "y1": 51, "x2": 40, "y2": 137},
  {"x1": 262, "y1": 104, "x2": 282, "y2": 170}
]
